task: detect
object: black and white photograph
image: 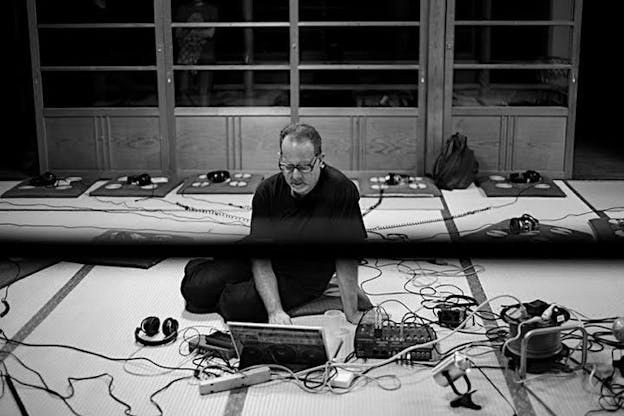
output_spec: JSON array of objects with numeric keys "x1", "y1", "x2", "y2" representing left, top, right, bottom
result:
[{"x1": 1, "y1": 1, "x2": 623, "y2": 415}]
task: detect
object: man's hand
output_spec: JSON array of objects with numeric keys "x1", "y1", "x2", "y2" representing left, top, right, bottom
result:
[
  {"x1": 345, "y1": 309, "x2": 365, "y2": 325},
  {"x1": 268, "y1": 310, "x2": 292, "y2": 325}
]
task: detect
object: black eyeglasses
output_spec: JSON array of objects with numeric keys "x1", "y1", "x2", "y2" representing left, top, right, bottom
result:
[{"x1": 278, "y1": 155, "x2": 320, "y2": 174}]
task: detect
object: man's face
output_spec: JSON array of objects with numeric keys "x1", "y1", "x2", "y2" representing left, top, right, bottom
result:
[{"x1": 279, "y1": 135, "x2": 323, "y2": 197}]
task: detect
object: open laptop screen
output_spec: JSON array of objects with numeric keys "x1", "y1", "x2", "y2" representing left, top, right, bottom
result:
[{"x1": 227, "y1": 321, "x2": 332, "y2": 372}]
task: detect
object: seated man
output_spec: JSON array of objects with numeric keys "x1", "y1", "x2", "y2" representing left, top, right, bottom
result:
[{"x1": 181, "y1": 122, "x2": 367, "y2": 325}]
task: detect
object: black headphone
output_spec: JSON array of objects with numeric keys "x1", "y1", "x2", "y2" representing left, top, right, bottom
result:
[
  {"x1": 30, "y1": 171, "x2": 57, "y2": 187},
  {"x1": 134, "y1": 316, "x2": 179, "y2": 347},
  {"x1": 385, "y1": 172, "x2": 403, "y2": 186},
  {"x1": 207, "y1": 170, "x2": 230, "y2": 183},
  {"x1": 509, "y1": 214, "x2": 539, "y2": 234},
  {"x1": 509, "y1": 170, "x2": 542, "y2": 184},
  {"x1": 126, "y1": 173, "x2": 152, "y2": 186}
]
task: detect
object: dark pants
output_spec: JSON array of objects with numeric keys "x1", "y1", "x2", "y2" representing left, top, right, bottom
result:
[{"x1": 180, "y1": 258, "x2": 321, "y2": 322}]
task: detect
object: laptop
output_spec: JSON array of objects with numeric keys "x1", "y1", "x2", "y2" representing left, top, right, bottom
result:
[{"x1": 227, "y1": 321, "x2": 340, "y2": 372}]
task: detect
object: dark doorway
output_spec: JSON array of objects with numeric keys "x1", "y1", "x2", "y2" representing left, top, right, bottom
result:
[
  {"x1": 2, "y1": 0, "x2": 37, "y2": 179},
  {"x1": 573, "y1": 1, "x2": 624, "y2": 178}
]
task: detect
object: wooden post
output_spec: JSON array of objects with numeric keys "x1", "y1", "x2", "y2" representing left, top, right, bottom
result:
[
  {"x1": 243, "y1": 0, "x2": 254, "y2": 105},
  {"x1": 289, "y1": 0, "x2": 299, "y2": 121}
]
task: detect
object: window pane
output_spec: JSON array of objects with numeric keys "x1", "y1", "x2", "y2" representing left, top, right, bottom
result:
[
  {"x1": 455, "y1": 26, "x2": 572, "y2": 63},
  {"x1": 173, "y1": 28, "x2": 289, "y2": 65},
  {"x1": 300, "y1": 70, "x2": 418, "y2": 107},
  {"x1": 453, "y1": 69, "x2": 569, "y2": 107},
  {"x1": 174, "y1": 70, "x2": 289, "y2": 106},
  {"x1": 455, "y1": 0, "x2": 574, "y2": 21},
  {"x1": 172, "y1": 0, "x2": 289, "y2": 22},
  {"x1": 300, "y1": 0, "x2": 420, "y2": 21},
  {"x1": 300, "y1": 28, "x2": 419, "y2": 64},
  {"x1": 39, "y1": 29, "x2": 156, "y2": 66},
  {"x1": 42, "y1": 72, "x2": 158, "y2": 107},
  {"x1": 36, "y1": 0, "x2": 154, "y2": 24}
]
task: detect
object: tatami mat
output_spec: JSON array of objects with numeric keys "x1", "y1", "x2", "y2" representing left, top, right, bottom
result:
[
  {"x1": 443, "y1": 181, "x2": 598, "y2": 237},
  {"x1": 1, "y1": 180, "x2": 444, "y2": 244},
  {"x1": 567, "y1": 180, "x2": 624, "y2": 217},
  {"x1": 1, "y1": 259, "x2": 232, "y2": 416},
  {"x1": 475, "y1": 258, "x2": 624, "y2": 415},
  {"x1": 0, "y1": 261, "x2": 84, "y2": 338},
  {"x1": 1, "y1": 177, "x2": 622, "y2": 416},
  {"x1": 0, "y1": 181, "x2": 252, "y2": 243},
  {"x1": 242, "y1": 259, "x2": 516, "y2": 416}
]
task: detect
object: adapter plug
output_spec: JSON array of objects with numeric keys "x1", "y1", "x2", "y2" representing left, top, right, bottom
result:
[{"x1": 330, "y1": 368, "x2": 355, "y2": 388}]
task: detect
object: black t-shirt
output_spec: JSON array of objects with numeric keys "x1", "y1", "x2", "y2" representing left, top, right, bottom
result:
[{"x1": 249, "y1": 164, "x2": 366, "y2": 294}]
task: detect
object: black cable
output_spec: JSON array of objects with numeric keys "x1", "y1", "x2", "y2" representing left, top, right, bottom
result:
[
  {"x1": 1, "y1": 258, "x2": 21, "y2": 318},
  {"x1": 148, "y1": 376, "x2": 193, "y2": 416},
  {"x1": 4, "y1": 372, "x2": 29, "y2": 416},
  {"x1": 362, "y1": 189, "x2": 384, "y2": 217},
  {"x1": 0, "y1": 330, "x2": 197, "y2": 373},
  {"x1": 470, "y1": 361, "x2": 517, "y2": 416}
]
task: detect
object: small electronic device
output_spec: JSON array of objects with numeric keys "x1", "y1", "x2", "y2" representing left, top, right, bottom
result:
[
  {"x1": 126, "y1": 173, "x2": 152, "y2": 186},
  {"x1": 355, "y1": 321, "x2": 438, "y2": 361},
  {"x1": 29, "y1": 171, "x2": 57, "y2": 187},
  {"x1": 227, "y1": 321, "x2": 334, "y2": 371},
  {"x1": 207, "y1": 170, "x2": 230, "y2": 183},
  {"x1": 188, "y1": 331, "x2": 237, "y2": 360},
  {"x1": 437, "y1": 306, "x2": 467, "y2": 329},
  {"x1": 509, "y1": 214, "x2": 539, "y2": 234},
  {"x1": 509, "y1": 169, "x2": 542, "y2": 184},
  {"x1": 384, "y1": 172, "x2": 403, "y2": 186}
]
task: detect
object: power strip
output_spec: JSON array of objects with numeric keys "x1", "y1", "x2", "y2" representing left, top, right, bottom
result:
[{"x1": 199, "y1": 367, "x2": 272, "y2": 394}]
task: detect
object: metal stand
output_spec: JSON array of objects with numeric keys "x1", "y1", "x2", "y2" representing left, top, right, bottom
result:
[{"x1": 518, "y1": 322, "x2": 588, "y2": 379}]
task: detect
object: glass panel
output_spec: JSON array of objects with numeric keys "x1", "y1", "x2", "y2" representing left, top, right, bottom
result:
[
  {"x1": 300, "y1": 0, "x2": 420, "y2": 21},
  {"x1": 300, "y1": 70, "x2": 418, "y2": 107},
  {"x1": 172, "y1": 0, "x2": 289, "y2": 22},
  {"x1": 455, "y1": 0, "x2": 574, "y2": 21},
  {"x1": 174, "y1": 70, "x2": 289, "y2": 106},
  {"x1": 453, "y1": 69, "x2": 569, "y2": 107},
  {"x1": 300, "y1": 28, "x2": 419, "y2": 64},
  {"x1": 39, "y1": 29, "x2": 156, "y2": 66},
  {"x1": 36, "y1": 0, "x2": 154, "y2": 24},
  {"x1": 42, "y1": 72, "x2": 158, "y2": 107},
  {"x1": 173, "y1": 28, "x2": 289, "y2": 65},
  {"x1": 454, "y1": 26, "x2": 572, "y2": 63}
]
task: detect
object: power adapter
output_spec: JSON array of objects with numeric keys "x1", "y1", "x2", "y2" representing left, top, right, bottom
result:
[{"x1": 330, "y1": 368, "x2": 355, "y2": 388}]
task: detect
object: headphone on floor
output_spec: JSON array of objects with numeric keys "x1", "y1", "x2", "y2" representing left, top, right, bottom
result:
[
  {"x1": 509, "y1": 214, "x2": 540, "y2": 234},
  {"x1": 207, "y1": 170, "x2": 230, "y2": 183},
  {"x1": 29, "y1": 171, "x2": 57, "y2": 187},
  {"x1": 134, "y1": 316, "x2": 179, "y2": 347},
  {"x1": 508, "y1": 170, "x2": 542, "y2": 184},
  {"x1": 126, "y1": 173, "x2": 152, "y2": 186}
]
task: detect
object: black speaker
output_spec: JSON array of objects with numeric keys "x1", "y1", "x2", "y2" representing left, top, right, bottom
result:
[
  {"x1": 29, "y1": 171, "x2": 57, "y2": 187},
  {"x1": 207, "y1": 170, "x2": 230, "y2": 183},
  {"x1": 134, "y1": 316, "x2": 179, "y2": 347}
]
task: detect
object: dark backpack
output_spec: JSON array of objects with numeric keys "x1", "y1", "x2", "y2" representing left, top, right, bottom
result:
[{"x1": 432, "y1": 132, "x2": 479, "y2": 190}]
